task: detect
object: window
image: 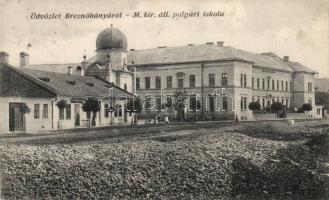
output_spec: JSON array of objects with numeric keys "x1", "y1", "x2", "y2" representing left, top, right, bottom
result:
[
  {"x1": 257, "y1": 78, "x2": 260, "y2": 89},
  {"x1": 155, "y1": 97, "x2": 162, "y2": 111},
  {"x1": 178, "y1": 77, "x2": 184, "y2": 88},
  {"x1": 145, "y1": 97, "x2": 152, "y2": 110},
  {"x1": 252, "y1": 96, "x2": 255, "y2": 102},
  {"x1": 104, "y1": 104, "x2": 109, "y2": 118},
  {"x1": 136, "y1": 78, "x2": 140, "y2": 89},
  {"x1": 262, "y1": 79, "x2": 265, "y2": 89},
  {"x1": 281, "y1": 81, "x2": 284, "y2": 91},
  {"x1": 118, "y1": 105, "x2": 122, "y2": 117},
  {"x1": 209, "y1": 73, "x2": 215, "y2": 87},
  {"x1": 267, "y1": 79, "x2": 270, "y2": 90},
  {"x1": 240, "y1": 74, "x2": 247, "y2": 87},
  {"x1": 145, "y1": 77, "x2": 150, "y2": 89},
  {"x1": 155, "y1": 76, "x2": 161, "y2": 89},
  {"x1": 222, "y1": 73, "x2": 228, "y2": 86},
  {"x1": 223, "y1": 97, "x2": 228, "y2": 110},
  {"x1": 290, "y1": 82, "x2": 293, "y2": 91},
  {"x1": 240, "y1": 97, "x2": 247, "y2": 110},
  {"x1": 285, "y1": 81, "x2": 288, "y2": 91},
  {"x1": 42, "y1": 104, "x2": 48, "y2": 119},
  {"x1": 252, "y1": 77, "x2": 254, "y2": 88},
  {"x1": 66, "y1": 104, "x2": 71, "y2": 120},
  {"x1": 272, "y1": 80, "x2": 275, "y2": 90},
  {"x1": 167, "y1": 76, "x2": 172, "y2": 88},
  {"x1": 59, "y1": 108, "x2": 65, "y2": 120},
  {"x1": 166, "y1": 98, "x2": 173, "y2": 108},
  {"x1": 209, "y1": 96, "x2": 215, "y2": 111},
  {"x1": 34, "y1": 104, "x2": 40, "y2": 119},
  {"x1": 244, "y1": 74, "x2": 247, "y2": 87},
  {"x1": 189, "y1": 74, "x2": 196, "y2": 88},
  {"x1": 308, "y1": 82, "x2": 312, "y2": 92},
  {"x1": 124, "y1": 83, "x2": 127, "y2": 91}
]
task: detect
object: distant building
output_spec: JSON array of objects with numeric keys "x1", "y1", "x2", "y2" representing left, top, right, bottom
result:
[{"x1": 315, "y1": 78, "x2": 329, "y2": 93}]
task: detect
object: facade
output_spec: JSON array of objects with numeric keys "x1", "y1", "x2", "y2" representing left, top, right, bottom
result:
[
  {"x1": 129, "y1": 43, "x2": 322, "y2": 121},
  {"x1": 0, "y1": 26, "x2": 323, "y2": 133}
]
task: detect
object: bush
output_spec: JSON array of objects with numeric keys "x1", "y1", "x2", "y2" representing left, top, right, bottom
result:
[
  {"x1": 271, "y1": 102, "x2": 283, "y2": 113},
  {"x1": 302, "y1": 103, "x2": 313, "y2": 112},
  {"x1": 248, "y1": 102, "x2": 261, "y2": 111}
]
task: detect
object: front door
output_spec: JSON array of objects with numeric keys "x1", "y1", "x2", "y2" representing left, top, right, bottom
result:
[{"x1": 9, "y1": 103, "x2": 26, "y2": 132}]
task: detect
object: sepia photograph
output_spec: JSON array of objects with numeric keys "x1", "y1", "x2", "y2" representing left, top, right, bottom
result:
[{"x1": 0, "y1": 0, "x2": 328, "y2": 199}]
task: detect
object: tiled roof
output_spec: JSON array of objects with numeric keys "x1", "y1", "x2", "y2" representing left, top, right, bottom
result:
[
  {"x1": 127, "y1": 44, "x2": 296, "y2": 72},
  {"x1": 18, "y1": 67, "x2": 133, "y2": 99},
  {"x1": 28, "y1": 63, "x2": 81, "y2": 75},
  {"x1": 26, "y1": 44, "x2": 317, "y2": 75},
  {"x1": 285, "y1": 61, "x2": 317, "y2": 74}
]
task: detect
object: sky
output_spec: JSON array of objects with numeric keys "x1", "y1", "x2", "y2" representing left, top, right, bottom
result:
[{"x1": 0, "y1": 0, "x2": 328, "y2": 77}]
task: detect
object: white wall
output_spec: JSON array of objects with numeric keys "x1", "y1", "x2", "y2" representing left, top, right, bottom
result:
[{"x1": 0, "y1": 97, "x2": 54, "y2": 134}]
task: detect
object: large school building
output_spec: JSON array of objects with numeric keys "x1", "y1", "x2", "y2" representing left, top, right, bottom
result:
[{"x1": 0, "y1": 26, "x2": 323, "y2": 133}]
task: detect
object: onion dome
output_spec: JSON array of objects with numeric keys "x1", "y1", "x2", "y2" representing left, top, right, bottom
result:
[{"x1": 96, "y1": 26, "x2": 127, "y2": 50}]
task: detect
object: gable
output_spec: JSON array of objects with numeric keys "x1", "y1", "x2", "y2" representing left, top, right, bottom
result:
[{"x1": 0, "y1": 65, "x2": 56, "y2": 98}]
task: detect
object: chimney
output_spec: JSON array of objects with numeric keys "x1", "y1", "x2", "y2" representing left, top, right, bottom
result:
[
  {"x1": 206, "y1": 42, "x2": 213, "y2": 45},
  {"x1": 0, "y1": 52, "x2": 9, "y2": 64},
  {"x1": 217, "y1": 41, "x2": 224, "y2": 47},
  {"x1": 283, "y1": 56, "x2": 289, "y2": 62},
  {"x1": 19, "y1": 52, "x2": 29, "y2": 67},
  {"x1": 187, "y1": 44, "x2": 194, "y2": 46},
  {"x1": 67, "y1": 66, "x2": 73, "y2": 75}
]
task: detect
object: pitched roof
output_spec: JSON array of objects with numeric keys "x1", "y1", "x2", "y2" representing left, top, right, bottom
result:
[
  {"x1": 28, "y1": 63, "x2": 81, "y2": 75},
  {"x1": 127, "y1": 44, "x2": 297, "y2": 72},
  {"x1": 16, "y1": 67, "x2": 133, "y2": 99},
  {"x1": 285, "y1": 61, "x2": 317, "y2": 74},
  {"x1": 26, "y1": 44, "x2": 317, "y2": 75}
]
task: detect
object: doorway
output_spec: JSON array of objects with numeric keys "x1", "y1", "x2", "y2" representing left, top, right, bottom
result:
[{"x1": 9, "y1": 103, "x2": 26, "y2": 132}]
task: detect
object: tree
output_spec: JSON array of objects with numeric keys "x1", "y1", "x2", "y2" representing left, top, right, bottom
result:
[
  {"x1": 82, "y1": 98, "x2": 101, "y2": 126},
  {"x1": 271, "y1": 102, "x2": 283, "y2": 114},
  {"x1": 126, "y1": 97, "x2": 143, "y2": 113},
  {"x1": 56, "y1": 99, "x2": 67, "y2": 109},
  {"x1": 248, "y1": 102, "x2": 261, "y2": 111},
  {"x1": 56, "y1": 99, "x2": 68, "y2": 130},
  {"x1": 302, "y1": 103, "x2": 313, "y2": 112},
  {"x1": 126, "y1": 97, "x2": 143, "y2": 124}
]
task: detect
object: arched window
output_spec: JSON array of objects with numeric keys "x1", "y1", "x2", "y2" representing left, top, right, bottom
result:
[
  {"x1": 76, "y1": 66, "x2": 82, "y2": 71},
  {"x1": 124, "y1": 83, "x2": 127, "y2": 91}
]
